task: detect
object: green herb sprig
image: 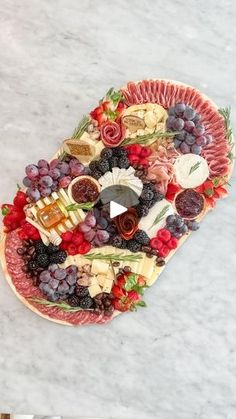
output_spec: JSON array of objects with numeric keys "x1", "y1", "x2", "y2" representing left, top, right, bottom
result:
[
  {"x1": 122, "y1": 130, "x2": 179, "y2": 146},
  {"x1": 189, "y1": 161, "x2": 201, "y2": 175},
  {"x1": 85, "y1": 252, "x2": 143, "y2": 262},
  {"x1": 105, "y1": 87, "x2": 123, "y2": 106},
  {"x1": 218, "y1": 107, "x2": 235, "y2": 161},
  {"x1": 72, "y1": 115, "x2": 90, "y2": 139},
  {"x1": 66, "y1": 202, "x2": 94, "y2": 212},
  {"x1": 30, "y1": 298, "x2": 84, "y2": 312},
  {"x1": 149, "y1": 205, "x2": 170, "y2": 230}
]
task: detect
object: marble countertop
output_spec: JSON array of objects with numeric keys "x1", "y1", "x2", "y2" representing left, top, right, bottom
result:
[{"x1": 0, "y1": 1, "x2": 236, "y2": 418}]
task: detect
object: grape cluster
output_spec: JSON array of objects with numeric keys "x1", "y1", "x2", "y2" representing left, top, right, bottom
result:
[
  {"x1": 39, "y1": 264, "x2": 78, "y2": 301},
  {"x1": 167, "y1": 103, "x2": 213, "y2": 155},
  {"x1": 93, "y1": 293, "x2": 114, "y2": 317},
  {"x1": 165, "y1": 214, "x2": 188, "y2": 239},
  {"x1": 78, "y1": 208, "x2": 110, "y2": 247},
  {"x1": 89, "y1": 147, "x2": 130, "y2": 179},
  {"x1": 23, "y1": 157, "x2": 85, "y2": 202}
]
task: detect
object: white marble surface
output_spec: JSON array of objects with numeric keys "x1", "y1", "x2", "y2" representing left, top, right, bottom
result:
[{"x1": 0, "y1": 1, "x2": 236, "y2": 418}]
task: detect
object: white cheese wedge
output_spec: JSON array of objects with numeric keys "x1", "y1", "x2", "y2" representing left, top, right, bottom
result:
[
  {"x1": 89, "y1": 284, "x2": 102, "y2": 298},
  {"x1": 97, "y1": 274, "x2": 107, "y2": 287},
  {"x1": 174, "y1": 153, "x2": 209, "y2": 188},
  {"x1": 139, "y1": 199, "x2": 174, "y2": 238},
  {"x1": 103, "y1": 279, "x2": 113, "y2": 294},
  {"x1": 91, "y1": 259, "x2": 110, "y2": 275},
  {"x1": 138, "y1": 255, "x2": 155, "y2": 278}
]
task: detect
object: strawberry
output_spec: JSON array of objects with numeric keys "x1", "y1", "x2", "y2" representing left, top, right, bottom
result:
[
  {"x1": 128, "y1": 154, "x2": 140, "y2": 165},
  {"x1": 140, "y1": 146, "x2": 151, "y2": 158},
  {"x1": 157, "y1": 228, "x2": 171, "y2": 242},
  {"x1": 112, "y1": 285, "x2": 127, "y2": 299},
  {"x1": 102, "y1": 101, "x2": 110, "y2": 111},
  {"x1": 113, "y1": 298, "x2": 131, "y2": 312},
  {"x1": 150, "y1": 237, "x2": 163, "y2": 250},
  {"x1": 137, "y1": 276, "x2": 146, "y2": 286},
  {"x1": 67, "y1": 243, "x2": 78, "y2": 256},
  {"x1": 127, "y1": 290, "x2": 141, "y2": 303},
  {"x1": 96, "y1": 112, "x2": 107, "y2": 126},
  {"x1": 116, "y1": 102, "x2": 125, "y2": 113},
  {"x1": 61, "y1": 231, "x2": 73, "y2": 242},
  {"x1": 13, "y1": 191, "x2": 28, "y2": 208},
  {"x1": 1, "y1": 204, "x2": 13, "y2": 215},
  {"x1": 77, "y1": 241, "x2": 91, "y2": 255},
  {"x1": 167, "y1": 237, "x2": 178, "y2": 250},
  {"x1": 116, "y1": 274, "x2": 126, "y2": 288},
  {"x1": 165, "y1": 182, "x2": 181, "y2": 201},
  {"x1": 71, "y1": 232, "x2": 84, "y2": 246},
  {"x1": 158, "y1": 245, "x2": 170, "y2": 258}
]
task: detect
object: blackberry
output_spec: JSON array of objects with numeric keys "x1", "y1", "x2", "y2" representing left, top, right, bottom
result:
[
  {"x1": 140, "y1": 198, "x2": 153, "y2": 209},
  {"x1": 141, "y1": 189, "x2": 154, "y2": 201},
  {"x1": 89, "y1": 160, "x2": 98, "y2": 171},
  {"x1": 47, "y1": 243, "x2": 59, "y2": 254},
  {"x1": 28, "y1": 260, "x2": 38, "y2": 271},
  {"x1": 111, "y1": 235, "x2": 127, "y2": 249},
  {"x1": 113, "y1": 147, "x2": 127, "y2": 158},
  {"x1": 67, "y1": 295, "x2": 81, "y2": 307},
  {"x1": 134, "y1": 230, "x2": 150, "y2": 245},
  {"x1": 36, "y1": 253, "x2": 49, "y2": 268},
  {"x1": 136, "y1": 204, "x2": 149, "y2": 217},
  {"x1": 109, "y1": 157, "x2": 119, "y2": 169},
  {"x1": 97, "y1": 159, "x2": 110, "y2": 174},
  {"x1": 76, "y1": 285, "x2": 89, "y2": 298},
  {"x1": 49, "y1": 250, "x2": 67, "y2": 264},
  {"x1": 101, "y1": 148, "x2": 113, "y2": 159},
  {"x1": 152, "y1": 191, "x2": 164, "y2": 204},
  {"x1": 118, "y1": 157, "x2": 130, "y2": 169},
  {"x1": 34, "y1": 241, "x2": 46, "y2": 254},
  {"x1": 80, "y1": 296, "x2": 93, "y2": 309},
  {"x1": 92, "y1": 170, "x2": 103, "y2": 180},
  {"x1": 127, "y1": 240, "x2": 142, "y2": 253}
]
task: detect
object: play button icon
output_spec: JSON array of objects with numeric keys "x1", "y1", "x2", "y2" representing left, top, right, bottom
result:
[{"x1": 110, "y1": 201, "x2": 127, "y2": 219}]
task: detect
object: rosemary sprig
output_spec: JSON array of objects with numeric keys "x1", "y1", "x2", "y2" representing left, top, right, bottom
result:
[
  {"x1": 149, "y1": 204, "x2": 170, "y2": 230},
  {"x1": 85, "y1": 252, "x2": 143, "y2": 262},
  {"x1": 218, "y1": 107, "x2": 235, "y2": 161},
  {"x1": 29, "y1": 298, "x2": 84, "y2": 312},
  {"x1": 66, "y1": 202, "x2": 94, "y2": 211},
  {"x1": 72, "y1": 115, "x2": 90, "y2": 139},
  {"x1": 122, "y1": 130, "x2": 179, "y2": 146},
  {"x1": 58, "y1": 150, "x2": 67, "y2": 161},
  {"x1": 189, "y1": 161, "x2": 201, "y2": 175}
]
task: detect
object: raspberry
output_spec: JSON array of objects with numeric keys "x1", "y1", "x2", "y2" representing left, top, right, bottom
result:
[
  {"x1": 77, "y1": 241, "x2": 91, "y2": 255},
  {"x1": 139, "y1": 158, "x2": 149, "y2": 167},
  {"x1": 18, "y1": 230, "x2": 29, "y2": 240},
  {"x1": 167, "y1": 237, "x2": 178, "y2": 250},
  {"x1": 128, "y1": 144, "x2": 142, "y2": 156},
  {"x1": 157, "y1": 229, "x2": 171, "y2": 242},
  {"x1": 67, "y1": 243, "x2": 77, "y2": 256},
  {"x1": 60, "y1": 242, "x2": 69, "y2": 251},
  {"x1": 61, "y1": 231, "x2": 73, "y2": 242},
  {"x1": 150, "y1": 237, "x2": 163, "y2": 250},
  {"x1": 128, "y1": 154, "x2": 140, "y2": 165},
  {"x1": 158, "y1": 245, "x2": 170, "y2": 258},
  {"x1": 140, "y1": 147, "x2": 151, "y2": 158},
  {"x1": 71, "y1": 232, "x2": 84, "y2": 246},
  {"x1": 31, "y1": 231, "x2": 41, "y2": 241}
]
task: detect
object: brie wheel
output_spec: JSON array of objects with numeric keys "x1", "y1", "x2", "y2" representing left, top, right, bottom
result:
[{"x1": 174, "y1": 153, "x2": 209, "y2": 189}]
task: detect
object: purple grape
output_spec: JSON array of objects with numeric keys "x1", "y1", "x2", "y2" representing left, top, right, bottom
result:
[
  {"x1": 54, "y1": 268, "x2": 67, "y2": 280},
  {"x1": 97, "y1": 217, "x2": 108, "y2": 229},
  {"x1": 40, "y1": 270, "x2": 52, "y2": 283},
  {"x1": 49, "y1": 278, "x2": 60, "y2": 290},
  {"x1": 168, "y1": 107, "x2": 176, "y2": 116},
  {"x1": 59, "y1": 176, "x2": 71, "y2": 188},
  {"x1": 39, "y1": 175, "x2": 53, "y2": 188},
  {"x1": 92, "y1": 237, "x2": 103, "y2": 247},
  {"x1": 193, "y1": 124, "x2": 205, "y2": 136},
  {"x1": 48, "y1": 264, "x2": 58, "y2": 273},
  {"x1": 79, "y1": 222, "x2": 92, "y2": 233},
  {"x1": 51, "y1": 181, "x2": 59, "y2": 192},
  {"x1": 172, "y1": 231, "x2": 182, "y2": 239},
  {"x1": 84, "y1": 229, "x2": 96, "y2": 242},
  {"x1": 166, "y1": 214, "x2": 177, "y2": 225},
  {"x1": 184, "y1": 121, "x2": 195, "y2": 132},
  {"x1": 196, "y1": 136, "x2": 207, "y2": 146},
  {"x1": 174, "y1": 139, "x2": 182, "y2": 149},
  {"x1": 175, "y1": 103, "x2": 186, "y2": 114},
  {"x1": 39, "y1": 167, "x2": 49, "y2": 176},
  {"x1": 183, "y1": 106, "x2": 196, "y2": 120},
  {"x1": 23, "y1": 176, "x2": 32, "y2": 187},
  {"x1": 27, "y1": 187, "x2": 40, "y2": 201},
  {"x1": 193, "y1": 113, "x2": 201, "y2": 124},
  {"x1": 38, "y1": 159, "x2": 49, "y2": 169},
  {"x1": 85, "y1": 213, "x2": 96, "y2": 227},
  {"x1": 175, "y1": 131, "x2": 186, "y2": 141},
  {"x1": 191, "y1": 144, "x2": 202, "y2": 155},
  {"x1": 185, "y1": 134, "x2": 195, "y2": 146},
  {"x1": 40, "y1": 187, "x2": 52, "y2": 197},
  {"x1": 66, "y1": 274, "x2": 77, "y2": 286},
  {"x1": 49, "y1": 168, "x2": 61, "y2": 180},
  {"x1": 173, "y1": 118, "x2": 185, "y2": 130},
  {"x1": 186, "y1": 220, "x2": 200, "y2": 231},
  {"x1": 96, "y1": 230, "x2": 109, "y2": 242},
  {"x1": 58, "y1": 280, "x2": 70, "y2": 293},
  {"x1": 69, "y1": 159, "x2": 85, "y2": 176},
  {"x1": 50, "y1": 159, "x2": 60, "y2": 169},
  {"x1": 166, "y1": 116, "x2": 175, "y2": 129},
  {"x1": 66, "y1": 265, "x2": 78, "y2": 275},
  {"x1": 25, "y1": 164, "x2": 39, "y2": 180},
  {"x1": 93, "y1": 208, "x2": 101, "y2": 219},
  {"x1": 57, "y1": 161, "x2": 70, "y2": 175},
  {"x1": 180, "y1": 142, "x2": 190, "y2": 154}
]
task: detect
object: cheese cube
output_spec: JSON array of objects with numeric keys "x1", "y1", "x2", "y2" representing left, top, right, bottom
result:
[
  {"x1": 97, "y1": 274, "x2": 106, "y2": 287},
  {"x1": 88, "y1": 284, "x2": 102, "y2": 298},
  {"x1": 102, "y1": 279, "x2": 113, "y2": 294},
  {"x1": 91, "y1": 259, "x2": 109, "y2": 275}
]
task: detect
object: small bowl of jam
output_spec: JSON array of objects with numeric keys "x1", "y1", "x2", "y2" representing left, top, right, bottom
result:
[
  {"x1": 68, "y1": 176, "x2": 101, "y2": 204},
  {"x1": 174, "y1": 188, "x2": 206, "y2": 220}
]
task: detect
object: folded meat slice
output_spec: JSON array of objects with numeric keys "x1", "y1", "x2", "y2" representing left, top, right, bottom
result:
[{"x1": 147, "y1": 146, "x2": 179, "y2": 195}]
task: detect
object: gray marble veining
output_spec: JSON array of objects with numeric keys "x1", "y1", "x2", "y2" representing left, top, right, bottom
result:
[{"x1": 0, "y1": 0, "x2": 236, "y2": 418}]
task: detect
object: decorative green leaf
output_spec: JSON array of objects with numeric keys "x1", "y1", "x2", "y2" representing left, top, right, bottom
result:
[
  {"x1": 58, "y1": 151, "x2": 67, "y2": 161},
  {"x1": 189, "y1": 161, "x2": 201, "y2": 175},
  {"x1": 66, "y1": 202, "x2": 94, "y2": 212},
  {"x1": 72, "y1": 115, "x2": 90, "y2": 139},
  {"x1": 17, "y1": 183, "x2": 21, "y2": 190},
  {"x1": 149, "y1": 204, "x2": 170, "y2": 230},
  {"x1": 218, "y1": 107, "x2": 234, "y2": 149},
  {"x1": 106, "y1": 88, "x2": 123, "y2": 106},
  {"x1": 1, "y1": 207, "x2": 10, "y2": 216},
  {"x1": 122, "y1": 130, "x2": 179, "y2": 146},
  {"x1": 85, "y1": 252, "x2": 143, "y2": 262},
  {"x1": 104, "y1": 109, "x2": 117, "y2": 121},
  {"x1": 136, "y1": 301, "x2": 147, "y2": 308},
  {"x1": 124, "y1": 273, "x2": 138, "y2": 291}
]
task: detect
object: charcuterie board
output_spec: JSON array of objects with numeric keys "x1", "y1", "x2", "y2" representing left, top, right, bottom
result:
[{"x1": 0, "y1": 79, "x2": 234, "y2": 326}]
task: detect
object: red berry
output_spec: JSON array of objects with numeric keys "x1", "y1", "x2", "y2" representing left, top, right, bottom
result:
[
  {"x1": 67, "y1": 243, "x2": 78, "y2": 256},
  {"x1": 71, "y1": 232, "x2": 84, "y2": 246},
  {"x1": 77, "y1": 241, "x2": 91, "y2": 254},
  {"x1": 139, "y1": 158, "x2": 149, "y2": 167},
  {"x1": 157, "y1": 228, "x2": 171, "y2": 242},
  {"x1": 167, "y1": 237, "x2": 178, "y2": 250},
  {"x1": 61, "y1": 231, "x2": 73, "y2": 242},
  {"x1": 112, "y1": 285, "x2": 126, "y2": 299},
  {"x1": 137, "y1": 276, "x2": 146, "y2": 286},
  {"x1": 128, "y1": 144, "x2": 142, "y2": 156},
  {"x1": 150, "y1": 237, "x2": 163, "y2": 250},
  {"x1": 116, "y1": 274, "x2": 126, "y2": 288},
  {"x1": 158, "y1": 245, "x2": 170, "y2": 258},
  {"x1": 31, "y1": 231, "x2": 40, "y2": 241},
  {"x1": 127, "y1": 290, "x2": 141, "y2": 303},
  {"x1": 18, "y1": 230, "x2": 29, "y2": 240},
  {"x1": 140, "y1": 146, "x2": 151, "y2": 158},
  {"x1": 128, "y1": 154, "x2": 140, "y2": 165},
  {"x1": 60, "y1": 242, "x2": 69, "y2": 251},
  {"x1": 13, "y1": 191, "x2": 28, "y2": 209},
  {"x1": 1, "y1": 204, "x2": 13, "y2": 216}
]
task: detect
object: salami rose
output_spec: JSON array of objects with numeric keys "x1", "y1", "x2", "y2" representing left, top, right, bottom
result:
[
  {"x1": 100, "y1": 121, "x2": 125, "y2": 147},
  {"x1": 115, "y1": 208, "x2": 139, "y2": 240}
]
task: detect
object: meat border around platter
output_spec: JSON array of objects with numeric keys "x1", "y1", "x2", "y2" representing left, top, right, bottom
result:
[{"x1": 0, "y1": 79, "x2": 234, "y2": 326}]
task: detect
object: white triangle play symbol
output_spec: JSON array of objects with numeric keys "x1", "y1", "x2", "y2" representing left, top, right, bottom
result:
[{"x1": 110, "y1": 201, "x2": 127, "y2": 219}]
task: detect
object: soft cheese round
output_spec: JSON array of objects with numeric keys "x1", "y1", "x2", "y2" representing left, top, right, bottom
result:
[{"x1": 174, "y1": 154, "x2": 210, "y2": 188}]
